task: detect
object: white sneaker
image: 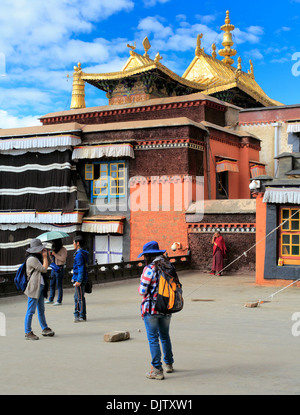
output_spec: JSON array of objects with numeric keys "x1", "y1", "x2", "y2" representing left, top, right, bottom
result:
[
  {"x1": 44, "y1": 300, "x2": 53, "y2": 304},
  {"x1": 53, "y1": 302, "x2": 62, "y2": 306}
]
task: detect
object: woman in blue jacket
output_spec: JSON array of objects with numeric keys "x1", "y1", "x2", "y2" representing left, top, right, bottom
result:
[{"x1": 72, "y1": 235, "x2": 89, "y2": 322}]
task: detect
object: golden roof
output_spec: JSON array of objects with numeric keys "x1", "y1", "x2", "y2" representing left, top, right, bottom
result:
[
  {"x1": 182, "y1": 11, "x2": 282, "y2": 107},
  {"x1": 81, "y1": 37, "x2": 206, "y2": 92},
  {"x1": 69, "y1": 13, "x2": 282, "y2": 109},
  {"x1": 182, "y1": 50, "x2": 282, "y2": 107}
]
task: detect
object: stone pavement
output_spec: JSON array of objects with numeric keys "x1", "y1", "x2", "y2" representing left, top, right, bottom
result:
[{"x1": 1, "y1": 270, "x2": 300, "y2": 395}]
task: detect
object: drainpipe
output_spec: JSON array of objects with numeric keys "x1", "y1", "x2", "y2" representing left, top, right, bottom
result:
[
  {"x1": 271, "y1": 122, "x2": 281, "y2": 177},
  {"x1": 205, "y1": 130, "x2": 211, "y2": 200}
]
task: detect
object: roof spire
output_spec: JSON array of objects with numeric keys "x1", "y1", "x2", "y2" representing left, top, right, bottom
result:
[
  {"x1": 195, "y1": 34, "x2": 204, "y2": 57},
  {"x1": 218, "y1": 10, "x2": 237, "y2": 66},
  {"x1": 211, "y1": 43, "x2": 217, "y2": 59},
  {"x1": 70, "y1": 62, "x2": 86, "y2": 109}
]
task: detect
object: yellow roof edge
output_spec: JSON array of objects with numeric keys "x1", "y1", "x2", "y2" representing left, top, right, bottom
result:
[{"x1": 82, "y1": 62, "x2": 207, "y2": 90}]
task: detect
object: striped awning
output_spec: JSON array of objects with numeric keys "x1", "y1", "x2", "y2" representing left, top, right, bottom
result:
[
  {"x1": 263, "y1": 187, "x2": 300, "y2": 204},
  {"x1": 81, "y1": 216, "x2": 126, "y2": 234},
  {"x1": 250, "y1": 164, "x2": 266, "y2": 178},
  {"x1": 216, "y1": 159, "x2": 239, "y2": 173},
  {"x1": 72, "y1": 144, "x2": 134, "y2": 160},
  {"x1": 0, "y1": 210, "x2": 84, "y2": 224},
  {"x1": 287, "y1": 123, "x2": 300, "y2": 133},
  {"x1": 0, "y1": 134, "x2": 81, "y2": 153}
]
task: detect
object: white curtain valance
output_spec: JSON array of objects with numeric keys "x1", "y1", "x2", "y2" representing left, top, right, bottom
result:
[
  {"x1": 287, "y1": 124, "x2": 300, "y2": 133},
  {"x1": 0, "y1": 223, "x2": 80, "y2": 232},
  {"x1": 72, "y1": 144, "x2": 134, "y2": 160},
  {"x1": 0, "y1": 211, "x2": 84, "y2": 224},
  {"x1": 263, "y1": 187, "x2": 300, "y2": 204},
  {"x1": 82, "y1": 216, "x2": 125, "y2": 234},
  {"x1": 0, "y1": 135, "x2": 81, "y2": 152}
]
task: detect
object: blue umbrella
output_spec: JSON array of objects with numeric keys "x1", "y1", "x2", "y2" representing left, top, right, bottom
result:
[{"x1": 38, "y1": 231, "x2": 69, "y2": 242}]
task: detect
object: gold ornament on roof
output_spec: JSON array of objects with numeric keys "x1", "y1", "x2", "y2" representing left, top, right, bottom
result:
[
  {"x1": 154, "y1": 52, "x2": 163, "y2": 63},
  {"x1": 195, "y1": 34, "x2": 204, "y2": 57},
  {"x1": 218, "y1": 10, "x2": 237, "y2": 66},
  {"x1": 143, "y1": 37, "x2": 151, "y2": 57},
  {"x1": 70, "y1": 62, "x2": 86, "y2": 109},
  {"x1": 235, "y1": 57, "x2": 242, "y2": 79},
  {"x1": 211, "y1": 43, "x2": 217, "y2": 59},
  {"x1": 248, "y1": 59, "x2": 255, "y2": 78},
  {"x1": 127, "y1": 41, "x2": 136, "y2": 55}
]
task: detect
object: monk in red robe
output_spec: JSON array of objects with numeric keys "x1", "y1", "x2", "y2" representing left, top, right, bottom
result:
[{"x1": 210, "y1": 232, "x2": 227, "y2": 276}]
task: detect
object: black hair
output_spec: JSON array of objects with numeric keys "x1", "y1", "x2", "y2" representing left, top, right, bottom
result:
[
  {"x1": 73, "y1": 235, "x2": 85, "y2": 248},
  {"x1": 52, "y1": 238, "x2": 63, "y2": 254}
]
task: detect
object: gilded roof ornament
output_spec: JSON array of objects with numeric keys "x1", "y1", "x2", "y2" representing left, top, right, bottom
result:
[
  {"x1": 70, "y1": 62, "x2": 86, "y2": 109},
  {"x1": 218, "y1": 10, "x2": 237, "y2": 66},
  {"x1": 154, "y1": 52, "x2": 163, "y2": 63},
  {"x1": 143, "y1": 37, "x2": 151, "y2": 57},
  {"x1": 235, "y1": 57, "x2": 242, "y2": 79},
  {"x1": 248, "y1": 59, "x2": 255, "y2": 78},
  {"x1": 195, "y1": 34, "x2": 204, "y2": 57},
  {"x1": 211, "y1": 43, "x2": 217, "y2": 59},
  {"x1": 127, "y1": 41, "x2": 136, "y2": 56}
]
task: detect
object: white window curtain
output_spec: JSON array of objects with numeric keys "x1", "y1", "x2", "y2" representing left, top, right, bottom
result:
[{"x1": 94, "y1": 235, "x2": 123, "y2": 264}]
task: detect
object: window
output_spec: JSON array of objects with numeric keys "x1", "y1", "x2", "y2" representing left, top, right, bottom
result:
[
  {"x1": 279, "y1": 207, "x2": 300, "y2": 265},
  {"x1": 94, "y1": 235, "x2": 123, "y2": 264},
  {"x1": 216, "y1": 171, "x2": 228, "y2": 199},
  {"x1": 85, "y1": 161, "x2": 126, "y2": 203}
]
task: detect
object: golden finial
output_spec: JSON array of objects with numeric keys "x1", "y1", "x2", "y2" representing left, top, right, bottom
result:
[
  {"x1": 195, "y1": 34, "x2": 204, "y2": 57},
  {"x1": 237, "y1": 57, "x2": 242, "y2": 71},
  {"x1": 127, "y1": 41, "x2": 136, "y2": 56},
  {"x1": 70, "y1": 62, "x2": 86, "y2": 110},
  {"x1": 143, "y1": 37, "x2": 151, "y2": 57},
  {"x1": 248, "y1": 59, "x2": 255, "y2": 78},
  {"x1": 218, "y1": 10, "x2": 237, "y2": 66},
  {"x1": 235, "y1": 57, "x2": 242, "y2": 79},
  {"x1": 154, "y1": 52, "x2": 163, "y2": 63},
  {"x1": 211, "y1": 43, "x2": 217, "y2": 59}
]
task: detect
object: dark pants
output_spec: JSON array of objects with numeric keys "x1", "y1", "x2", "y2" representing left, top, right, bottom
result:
[
  {"x1": 74, "y1": 284, "x2": 86, "y2": 319},
  {"x1": 49, "y1": 268, "x2": 64, "y2": 303}
]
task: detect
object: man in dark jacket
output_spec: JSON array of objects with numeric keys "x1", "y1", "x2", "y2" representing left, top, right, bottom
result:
[{"x1": 72, "y1": 236, "x2": 89, "y2": 322}]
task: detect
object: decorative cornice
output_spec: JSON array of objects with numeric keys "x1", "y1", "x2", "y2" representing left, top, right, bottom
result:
[
  {"x1": 41, "y1": 99, "x2": 226, "y2": 125},
  {"x1": 135, "y1": 139, "x2": 204, "y2": 151},
  {"x1": 188, "y1": 222, "x2": 256, "y2": 233}
]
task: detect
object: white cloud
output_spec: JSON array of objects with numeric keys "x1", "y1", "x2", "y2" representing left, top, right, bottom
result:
[
  {"x1": 0, "y1": 0, "x2": 134, "y2": 65},
  {"x1": 143, "y1": 0, "x2": 171, "y2": 7},
  {"x1": 137, "y1": 16, "x2": 174, "y2": 39},
  {"x1": 233, "y1": 26, "x2": 264, "y2": 45},
  {"x1": 244, "y1": 48, "x2": 264, "y2": 61},
  {"x1": 0, "y1": 110, "x2": 41, "y2": 129}
]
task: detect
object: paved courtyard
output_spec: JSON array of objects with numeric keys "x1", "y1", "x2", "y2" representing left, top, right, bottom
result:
[{"x1": 1, "y1": 270, "x2": 300, "y2": 396}]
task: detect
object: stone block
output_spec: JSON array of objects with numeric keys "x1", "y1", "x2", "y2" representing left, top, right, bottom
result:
[{"x1": 104, "y1": 331, "x2": 130, "y2": 342}]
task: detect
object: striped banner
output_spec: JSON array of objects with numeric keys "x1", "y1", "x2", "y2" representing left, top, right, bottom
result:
[{"x1": 0, "y1": 150, "x2": 77, "y2": 211}]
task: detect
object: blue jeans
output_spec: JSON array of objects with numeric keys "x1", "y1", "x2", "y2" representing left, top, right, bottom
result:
[
  {"x1": 25, "y1": 285, "x2": 48, "y2": 334},
  {"x1": 143, "y1": 313, "x2": 174, "y2": 370},
  {"x1": 49, "y1": 268, "x2": 64, "y2": 303},
  {"x1": 74, "y1": 284, "x2": 86, "y2": 319}
]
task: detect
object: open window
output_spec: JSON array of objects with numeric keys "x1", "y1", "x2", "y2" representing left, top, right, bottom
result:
[{"x1": 215, "y1": 157, "x2": 239, "y2": 199}]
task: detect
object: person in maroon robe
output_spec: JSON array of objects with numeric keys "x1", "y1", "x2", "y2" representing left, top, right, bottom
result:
[{"x1": 210, "y1": 232, "x2": 227, "y2": 276}]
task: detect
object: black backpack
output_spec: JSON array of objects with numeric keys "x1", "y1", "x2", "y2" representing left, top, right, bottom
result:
[{"x1": 154, "y1": 262, "x2": 184, "y2": 314}]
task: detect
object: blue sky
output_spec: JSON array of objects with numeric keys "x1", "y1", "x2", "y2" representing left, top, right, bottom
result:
[{"x1": 0, "y1": 0, "x2": 299, "y2": 128}]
